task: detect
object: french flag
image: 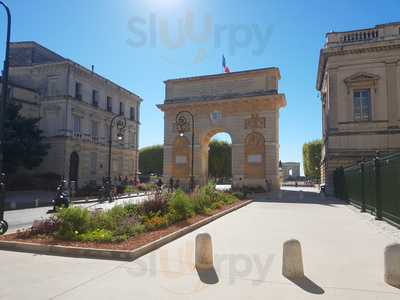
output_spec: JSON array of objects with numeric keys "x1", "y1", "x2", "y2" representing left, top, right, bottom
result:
[{"x1": 222, "y1": 55, "x2": 230, "y2": 73}]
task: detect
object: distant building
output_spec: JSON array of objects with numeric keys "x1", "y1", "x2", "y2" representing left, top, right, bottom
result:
[
  {"x1": 2, "y1": 41, "x2": 142, "y2": 187},
  {"x1": 281, "y1": 162, "x2": 301, "y2": 181},
  {"x1": 316, "y1": 22, "x2": 400, "y2": 194}
]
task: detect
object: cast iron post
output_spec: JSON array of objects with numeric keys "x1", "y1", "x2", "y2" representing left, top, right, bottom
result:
[
  {"x1": 360, "y1": 161, "x2": 366, "y2": 213},
  {"x1": 0, "y1": 1, "x2": 11, "y2": 235},
  {"x1": 176, "y1": 111, "x2": 195, "y2": 192},
  {"x1": 374, "y1": 152, "x2": 382, "y2": 220}
]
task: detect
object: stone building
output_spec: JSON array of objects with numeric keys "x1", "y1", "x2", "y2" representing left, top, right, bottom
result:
[
  {"x1": 3, "y1": 41, "x2": 141, "y2": 187},
  {"x1": 281, "y1": 162, "x2": 301, "y2": 181},
  {"x1": 158, "y1": 68, "x2": 286, "y2": 190},
  {"x1": 316, "y1": 22, "x2": 400, "y2": 194}
]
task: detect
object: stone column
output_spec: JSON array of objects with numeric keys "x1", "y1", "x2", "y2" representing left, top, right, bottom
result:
[{"x1": 232, "y1": 143, "x2": 244, "y2": 188}]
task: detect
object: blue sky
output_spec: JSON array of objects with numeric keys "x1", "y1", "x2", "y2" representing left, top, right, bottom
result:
[{"x1": 1, "y1": 0, "x2": 399, "y2": 174}]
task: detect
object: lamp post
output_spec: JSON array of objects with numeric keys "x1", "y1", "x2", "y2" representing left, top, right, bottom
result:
[
  {"x1": 0, "y1": 1, "x2": 11, "y2": 235},
  {"x1": 176, "y1": 111, "x2": 195, "y2": 192},
  {"x1": 106, "y1": 114, "x2": 126, "y2": 202}
]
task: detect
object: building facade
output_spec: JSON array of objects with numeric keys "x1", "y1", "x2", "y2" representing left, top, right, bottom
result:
[
  {"x1": 281, "y1": 162, "x2": 301, "y2": 181},
  {"x1": 316, "y1": 22, "x2": 400, "y2": 194},
  {"x1": 5, "y1": 41, "x2": 141, "y2": 187},
  {"x1": 158, "y1": 68, "x2": 286, "y2": 190}
]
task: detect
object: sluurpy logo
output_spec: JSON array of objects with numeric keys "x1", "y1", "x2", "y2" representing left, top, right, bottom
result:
[
  {"x1": 127, "y1": 11, "x2": 273, "y2": 65},
  {"x1": 123, "y1": 240, "x2": 275, "y2": 295}
]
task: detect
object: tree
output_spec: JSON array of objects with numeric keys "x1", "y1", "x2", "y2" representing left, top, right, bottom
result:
[
  {"x1": 208, "y1": 140, "x2": 231, "y2": 179},
  {"x1": 4, "y1": 102, "x2": 50, "y2": 174},
  {"x1": 302, "y1": 139, "x2": 322, "y2": 181},
  {"x1": 139, "y1": 145, "x2": 163, "y2": 175}
]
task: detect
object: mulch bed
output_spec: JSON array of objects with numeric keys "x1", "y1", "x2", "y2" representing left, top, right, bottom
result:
[{"x1": 0, "y1": 200, "x2": 246, "y2": 251}]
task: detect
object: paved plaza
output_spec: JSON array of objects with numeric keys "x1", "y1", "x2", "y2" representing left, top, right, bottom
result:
[{"x1": 0, "y1": 188, "x2": 399, "y2": 299}]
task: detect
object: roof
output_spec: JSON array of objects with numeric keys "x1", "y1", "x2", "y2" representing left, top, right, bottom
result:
[
  {"x1": 164, "y1": 67, "x2": 280, "y2": 83},
  {"x1": 9, "y1": 41, "x2": 143, "y2": 101}
]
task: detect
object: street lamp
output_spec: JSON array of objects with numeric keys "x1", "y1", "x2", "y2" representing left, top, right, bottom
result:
[
  {"x1": 175, "y1": 111, "x2": 195, "y2": 192},
  {"x1": 0, "y1": 1, "x2": 11, "y2": 235},
  {"x1": 106, "y1": 114, "x2": 126, "y2": 202}
]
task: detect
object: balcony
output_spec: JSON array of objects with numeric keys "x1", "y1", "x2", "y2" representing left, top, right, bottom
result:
[{"x1": 325, "y1": 22, "x2": 400, "y2": 48}]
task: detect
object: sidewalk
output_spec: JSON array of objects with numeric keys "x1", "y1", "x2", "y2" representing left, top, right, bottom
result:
[{"x1": 0, "y1": 188, "x2": 399, "y2": 299}]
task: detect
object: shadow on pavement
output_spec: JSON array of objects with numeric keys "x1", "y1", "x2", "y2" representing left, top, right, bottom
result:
[
  {"x1": 196, "y1": 267, "x2": 219, "y2": 284},
  {"x1": 285, "y1": 275, "x2": 325, "y2": 294},
  {"x1": 253, "y1": 190, "x2": 345, "y2": 206}
]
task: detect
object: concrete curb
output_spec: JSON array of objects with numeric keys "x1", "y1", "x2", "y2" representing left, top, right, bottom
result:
[{"x1": 0, "y1": 200, "x2": 253, "y2": 261}]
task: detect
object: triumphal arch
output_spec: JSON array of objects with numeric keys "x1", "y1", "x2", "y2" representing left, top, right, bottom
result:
[{"x1": 157, "y1": 67, "x2": 286, "y2": 190}]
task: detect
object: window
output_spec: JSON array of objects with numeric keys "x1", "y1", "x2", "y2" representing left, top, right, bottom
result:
[
  {"x1": 73, "y1": 115, "x2": 81, "y2": 134},
  {"x1": 92, "y1": 90, "x2": 99, "y2": 107},
  {"x1": 353, "y1": 89, "x2": 371, "y2": 121},
  {"x1": 75, "y1": 82, "x2": 82, "y2": 100},
  {"x1": 106, "y1": 96, "x2": 113, "y2": 112},
  {"x1": 119, "y1": 102, "x2": 125, "y2": 115},
  {"x1": 91, "y1": 120, "x2": 98, "y2": 138},
  {"x1": 130, "y1": 107, "x2": 136, "y2": 121}
]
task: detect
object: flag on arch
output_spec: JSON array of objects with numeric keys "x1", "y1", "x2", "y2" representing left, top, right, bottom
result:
[{"x1": 222, "y1": 55, "x2": 230, "y2": 73}]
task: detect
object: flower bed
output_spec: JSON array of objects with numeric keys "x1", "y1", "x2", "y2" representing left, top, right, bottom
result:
[{"x1": 1, "y1": 183, "x2": 246, "y2": 251}]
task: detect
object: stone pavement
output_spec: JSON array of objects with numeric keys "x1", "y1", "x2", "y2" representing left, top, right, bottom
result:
[{"x1": 0, "y1": 188, "x2": 400, "y2": 299}]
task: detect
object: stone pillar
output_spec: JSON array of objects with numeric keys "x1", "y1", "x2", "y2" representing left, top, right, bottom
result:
[
  {"x1": 282, "y1": 239, "x2": 304, "y2": 278},
  {"x1": 195, "y1": 233, "x2": 213, "y2": 270},
  {"x1": 232, "y1": 143, "x2": 244, "y2": 189},
  {"x1": 384, "y1": 243, "x2": 400, "y2": 287},
  {"x1": 386, "y1": 62, "x2": 398, "y2": 128}
]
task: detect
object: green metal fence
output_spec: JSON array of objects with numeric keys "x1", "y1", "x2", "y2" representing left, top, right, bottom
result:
[{"x1": 334, "y1": 152, "x2": 400, "y2": 227}]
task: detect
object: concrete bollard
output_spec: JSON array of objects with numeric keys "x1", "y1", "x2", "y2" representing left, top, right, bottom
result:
[
  {"x1": 195, "y1": 233, "x2": 213, "y2": 270},
  {"x1": 35, "y1": 199, "x2": 39, "y2": 207},
  {"x1": 384, "y1": 243, "x2": 400, "y2": 288},
  {"x1": 299, "y1": 190, "x2": 304, "y2": 201},
  {"x1": 10, "y1": 201, "x2": 16, "y2": 210},
  {"x1": 282, "y1": 239, "x2": 304, "y2": 278}
]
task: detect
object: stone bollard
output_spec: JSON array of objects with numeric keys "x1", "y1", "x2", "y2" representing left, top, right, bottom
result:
[
  {"x1": 384, "y1": 243, "x2": 400, "y2": 288},
  {"x1": 195, "y1": 233, "x2": 213, "y2": 270},
  {"x1": 282, "y1": 239, "x2": 304, "y2": 278}
]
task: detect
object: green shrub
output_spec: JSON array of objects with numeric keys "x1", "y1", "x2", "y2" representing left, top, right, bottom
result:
[
  {"x1": 113, "y1": 216, "x2": 145, "y2": 238},
  {"x1": 217, "y1": 192, "x2": 238, "y2": 204},
  {"x1": 123, "y1": 185, "x2": 138, "y2": 194},
  {"x1": 232, "y1": 191, "x2": 246, "y2": 200},
  {"x1": 143, "y1": 214, "x2": 169, "y2": 230},
  {"x1": 210, "y1": 201, "x2": 224, "y2": 210},
  {"x1": 168, "y1": 190, "x2": 194, "y2": 222},
  {"x1": 55, "y1": 207, "x2": 91, "y2": 240},
  {"x1": 79, "y1": 229, "x2": 113, "y2": 243},
  {"x1": 139, "y1": 192, "x2": 168, "y2": 216}
]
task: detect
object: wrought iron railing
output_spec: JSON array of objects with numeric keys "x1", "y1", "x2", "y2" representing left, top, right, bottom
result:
[{"x1": 333, "y1": 152, "x2": 400, "y2": 226}]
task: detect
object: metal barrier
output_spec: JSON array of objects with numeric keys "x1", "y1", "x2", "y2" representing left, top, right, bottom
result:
[{"x1": 334, "y1": 152, "x2": 400, "y2": 227}]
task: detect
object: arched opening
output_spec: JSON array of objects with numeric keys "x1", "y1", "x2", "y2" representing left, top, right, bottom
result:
[
  {"x1": 69, "y1": 151, "x2": 79, "y2": 187},
  {"x1": 206, "y1": 132, "x2": 232, "y2": 185}
]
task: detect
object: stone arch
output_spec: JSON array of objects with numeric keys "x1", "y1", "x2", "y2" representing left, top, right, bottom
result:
[
  {"x1": 199, "y1": 129, "x2": 234, "y2": 185},
  {"x1": 244, "y1": 131, "x2": 265, "y2": 179},
  {"x1": 172, "y1": 135, "x2": 190, "y2": 180}
]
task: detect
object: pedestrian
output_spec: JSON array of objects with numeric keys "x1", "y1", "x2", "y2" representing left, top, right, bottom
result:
[{"x1": 156, "y1": 178, "x2": 163, "y2": 191}]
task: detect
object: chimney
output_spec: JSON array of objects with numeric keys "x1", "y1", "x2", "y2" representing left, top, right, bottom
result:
[{"x1": 91, "y1": 65, "x2": 94, "y2": 73}]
